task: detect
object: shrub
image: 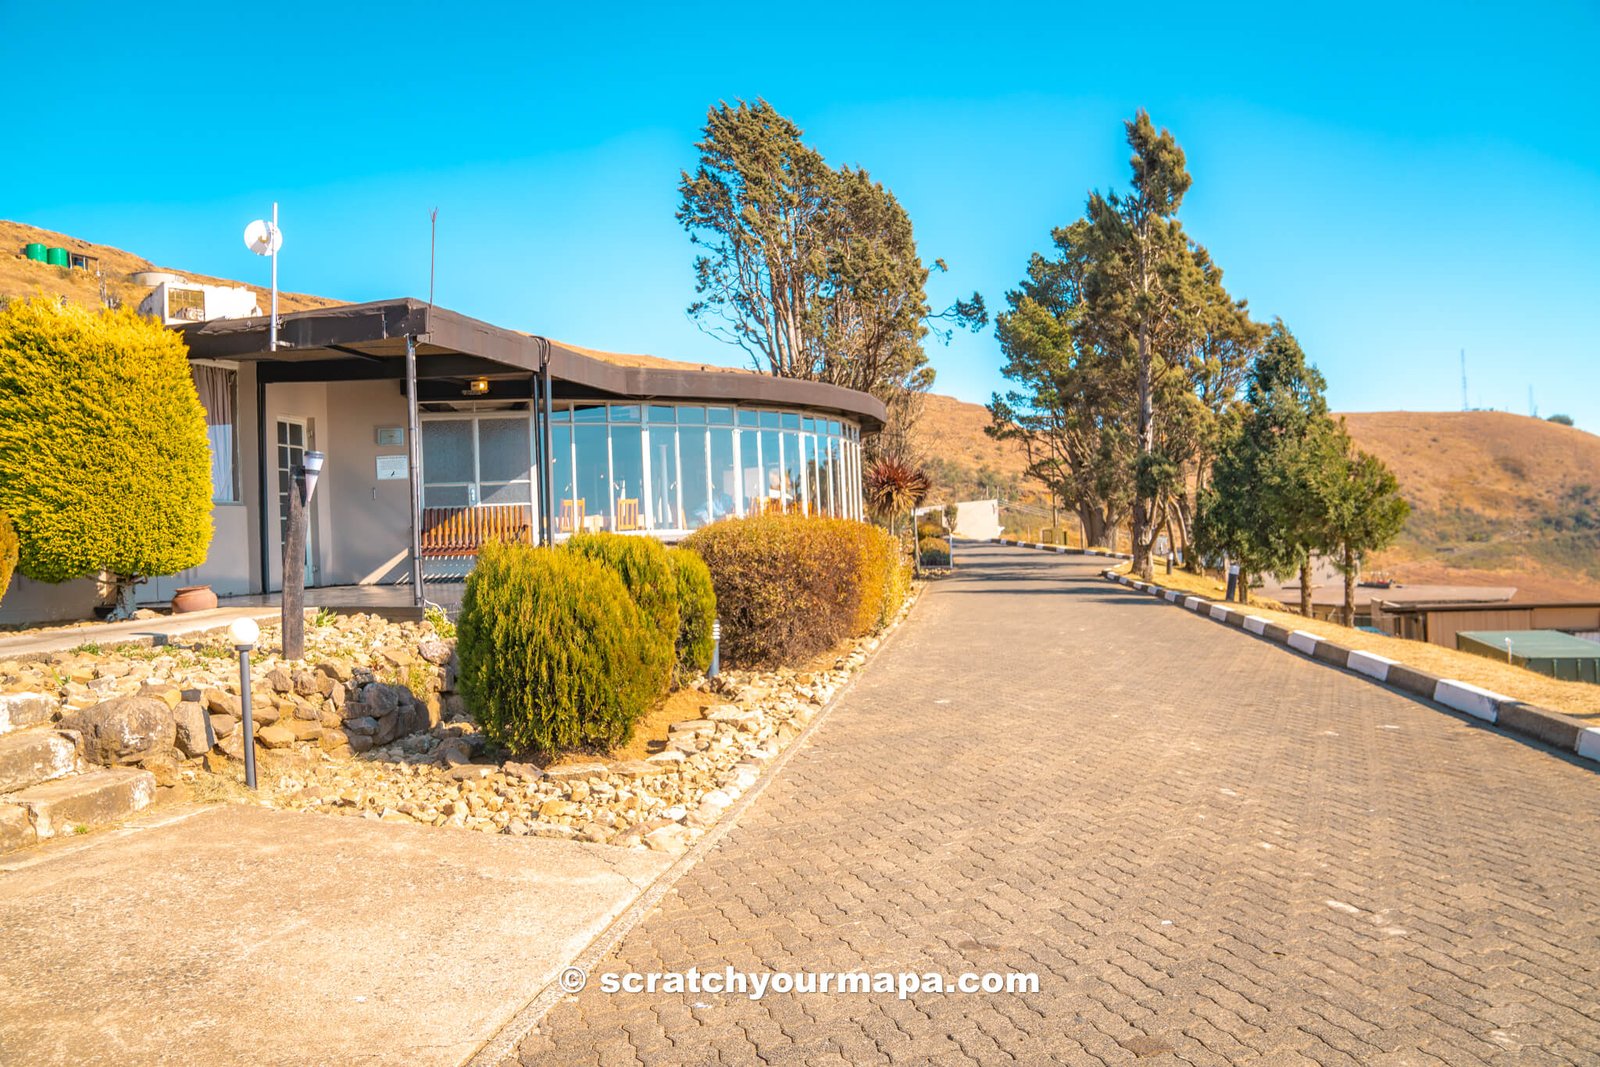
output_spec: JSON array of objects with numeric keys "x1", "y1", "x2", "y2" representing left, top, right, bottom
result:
[
  {"x1": 684, "y1": 514, "x2": 909, "y2": 667},
  {"x1": 566, "y1": 532, "x2": 679, "y2": 642},
  {"x1": 919, "y1": 536, "x2": 952, "y2": 567},
  {"x1": 916, "y1": 520, "x2": 945, "y2": 541},
  {"x1": 455, "y1": 541, "x2": 671, "y2": 756},
  {"x1": 0, "y1": 298, "x2": 212, "y2": 589},
  {"x1": 0, "y1": 512, "x2": 16, "y2": 605},
  {"x1": 665, "y1": 547, "x2": 717, "y2": 678}
]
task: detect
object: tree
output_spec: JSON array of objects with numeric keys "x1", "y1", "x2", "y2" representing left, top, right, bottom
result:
[
  {"x1": 1314, "y1": 427, "x2": 1409, "y2": 625},
  {"x1": 1547, "y1": 413, "x2": 1575, "y2": 426},
  {"x1": 0, "y1": 512, "x2": 17, "y2": 607},
  {"x1": 678, "y1": 100, "x2": 983, "y2": 465},
  {"x1": 1195, "y1": 321, "x2": 1332, "y2": 609},
  {"x1": 0, "y1": 298, "x2": 213, "y2": 615},
  {"x1": 1080, "y1": 111, "x2": 1205, "y2": 580}
]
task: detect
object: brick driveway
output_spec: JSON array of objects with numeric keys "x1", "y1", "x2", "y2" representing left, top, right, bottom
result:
[{"x1": 516, "y1": 542, "x2": 1600, "y2": 1066}]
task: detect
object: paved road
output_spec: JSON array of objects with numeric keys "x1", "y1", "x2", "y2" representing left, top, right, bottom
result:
[{"x1": 516, "y1": 543, "x2": 1600, "y2": 1066}]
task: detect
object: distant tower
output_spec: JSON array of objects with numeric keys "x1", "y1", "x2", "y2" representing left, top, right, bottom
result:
[
  {"x1": 1529, "y1": 385, "x2": 1537, "y2": 418},
  {"x1": 1460, "y1": 350, "x2": 1468, "y2": 411}
]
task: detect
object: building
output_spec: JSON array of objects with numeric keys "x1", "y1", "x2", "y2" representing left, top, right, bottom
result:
[
  {"x1": 1373, "y1": 598, "x2": 1600, "y2": 648},
  {"x1": 0, "y1": 299, "x2": 883, "y2": 624}
]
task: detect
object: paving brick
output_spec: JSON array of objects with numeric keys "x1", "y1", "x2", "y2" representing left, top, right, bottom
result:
[{"x1": 516, "y1": 543, "x2": 1600, "y2": 1066}]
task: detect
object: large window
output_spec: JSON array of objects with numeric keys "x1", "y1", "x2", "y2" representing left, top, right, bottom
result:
[{"x1": 191, "y1": 364, "x2": 239, "y2": 503}]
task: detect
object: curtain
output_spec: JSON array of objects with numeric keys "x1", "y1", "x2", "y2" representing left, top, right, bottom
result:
[{"x1": 191, "y1": 365, "x2": 238, "y2": 502}]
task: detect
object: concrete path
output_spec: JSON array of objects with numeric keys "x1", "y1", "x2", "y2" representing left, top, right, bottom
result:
[
  {"x1": 516, "y1": 542, "x2": 1600, "y2": 1066},
  {"x1": 0, "y1": 606, "x2": 279, "y2": 658},
  {"x1": 0, "y1": 804, "x2": 669, "y2": 1066}
]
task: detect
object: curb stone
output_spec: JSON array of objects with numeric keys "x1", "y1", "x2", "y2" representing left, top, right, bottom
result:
[
  {"x1": 1097, "y1": 567, "x2": 1600, "y2": 769},
  {"x1": 990, "y1": 537, "x2": 1133, "y2": 561}
]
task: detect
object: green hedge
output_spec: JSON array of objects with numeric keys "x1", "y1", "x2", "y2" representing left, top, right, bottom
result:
[
  {"x1": 455, "y1": 540, "x2": 671, "y2": 756},
  {"x1": 666, "y1": 547, "x2": 716, "y2": 678},
  {"x1": 683, "y1": 514, "x2": 910, "y2": 667},
  {"x1": 919, "y1": 537, "x2": 952, "y2": 567},
  {"x1": 0, "y1": 512, "x2": 16, "y2": 605},
  {"x1": 566, "y1": 532, "x2": 679, "y2": 642}
]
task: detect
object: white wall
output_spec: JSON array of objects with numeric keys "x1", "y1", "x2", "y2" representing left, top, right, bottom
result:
[
  {"x1": 323, "y1": 381, "x2": 413, "y2": 585},
  {"x1": 951, "y1": 499, "x2": 1002, "y2": 541}
]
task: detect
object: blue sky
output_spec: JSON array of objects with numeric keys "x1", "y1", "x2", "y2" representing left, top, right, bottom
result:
[{"x1": 4, "y1": 2, "x2": 1597, "y2": 428}]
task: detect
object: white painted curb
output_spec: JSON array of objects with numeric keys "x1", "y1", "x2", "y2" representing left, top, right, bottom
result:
[
  {"x1": 1346, "y1": 650, "x2": 1398, "y2": 682},
  {"x1": 1287, "y1": 630, "x2": 1320, "y2": 655},
  {"x1": 1433, "y1": 679, "x2": 1506, "y2": 723},
  {"x1": 1183, "y1": 596, "x2": 1204, "y2": 612},
  {"x1": 1242, "y1": 616, "x2": 1270, "y2": 636},
  {"x1": 1579, "y1": 728, "x2": 1600, "y2": 762},
  {"x1": 1209, "y1": 604, "x2": 1231, "y2": 621}
]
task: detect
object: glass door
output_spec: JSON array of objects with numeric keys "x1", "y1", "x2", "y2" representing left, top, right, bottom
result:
[{"x1": 275, "y1": 418, "x2": 316, "y2": 586}]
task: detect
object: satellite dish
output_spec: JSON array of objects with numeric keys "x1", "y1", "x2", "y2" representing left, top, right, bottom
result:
[{"x1": 244, "y1": 219, "x2": 282, "y2": 256}]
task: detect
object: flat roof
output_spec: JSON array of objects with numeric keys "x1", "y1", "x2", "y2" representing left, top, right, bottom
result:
[
  {"x1": 1458, "y1": 630, "x2": 1600, "y2": 658},
  {"x1": 1379, "y1": 598, "x2": 1600, "y2": 615},
  {"x1": 178, "y1": 298, "x2": 887, "y2": 432}
]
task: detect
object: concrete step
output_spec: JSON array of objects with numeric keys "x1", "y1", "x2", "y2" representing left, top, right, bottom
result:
[
  {"x1": 0, "y1": 692, "x2": 56, "y2": 735},
  {"x1": 4, "y1": 767, "x2": 156, "y2": 848},
  {"x1": 0, "y1": 729, "x2": 79, "y2": 794}
]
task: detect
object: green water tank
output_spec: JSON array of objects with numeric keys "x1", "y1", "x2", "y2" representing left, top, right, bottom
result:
[
  {"x1": 45, "y1": 247, "x2": 68, "y2": 267},
  {"x1": 24, "y1": 243, "x2": 47, "y2": 262}
]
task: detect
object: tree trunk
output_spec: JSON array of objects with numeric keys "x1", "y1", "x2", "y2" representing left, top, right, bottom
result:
[
  {"x1": 1132, "y1": 322, "x2": 1155, "y2": 580},
  {"x1": 1344, "y1": 545, "x2": 1357, "y2": 627},
  {"x1": 1299, "y1": 560, "x2": 1313, "y2": 618},
  {"x1": 1238, "y1": 567, "x2": 1250, "y2": 606}
]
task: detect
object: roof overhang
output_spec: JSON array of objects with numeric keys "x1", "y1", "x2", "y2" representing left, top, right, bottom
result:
[{"x1": 178, "y1": 298, "x2": 887, "y2": 432}]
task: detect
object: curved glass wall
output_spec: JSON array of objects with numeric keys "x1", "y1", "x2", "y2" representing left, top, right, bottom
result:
[{"x1": 425, "y1": 400, "x2": 866, "y2": 538}]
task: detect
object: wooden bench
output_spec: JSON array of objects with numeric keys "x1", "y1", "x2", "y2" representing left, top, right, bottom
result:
[{"x1": 420, "y1": 504, "x2": 532, "y2": 558}]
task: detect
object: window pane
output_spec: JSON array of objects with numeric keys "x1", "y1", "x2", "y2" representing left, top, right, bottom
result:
[
  {"x1": 783, "y1": 431, "x2": 804, "y2": 512},
  {"x1": 679, "y1": 426, "x2": 711, "y2": 529},
  {"x1": 739, "y1": 428, "x2": 761, "y2": 513},
  {"x1": 737, "y1": 408, "x2": 758, "y2": 427},
  {"x1": 647, "y1": 426, "x2": 679, "y2": 530},
  {"x1": 709, "y1": 427, "x2": 737, "y2": 522},
  {"x1": 552, "y1": 425, "x2": 578, "y2": 533},
  {"x1": 707, "y1": 406, "x2": 732, "y2": 425},
  {"x1": 481, "y1": 481, "x2": 530, "y2": 505},
  {"x1": 677, "y1": 405, "x2": 706, "y2": 425},
  {"x1": 781, "y1": 411, "x2": 800, "y2": 430},
  {"x1": 648, "y1": 405, "x2": 676, "y2": 424},
  {"x1": 477, "y1": 418, "x2": 531, "y2": 483},
  {"x1": 760, "y1": 410, "x2": 781, "y2": 429},
  {"x1": 573, "y1": 422, "x2": 610, "y2": 532},
  {"x1": 573, "y1": 404, "x2": 606, "y2": 423},
  {"x1": 550, "y1": 406, "x2": 570, "y2": 423},
  {"x1": 610, "y1": 424, "x2": 644, "y2": 531},
  {"x1": 422, "y1": 420, "x2": 474, "y2": 483},
  {"x1": 424, "y1": 485, "x2": 470, "y2": 507},
  {"x1": 760, "y1": 428, "x2": 783, "y2": 513},
  {"x1": 610, "y1": 405, "x2": 640, "y2": 423},
  {"x1": 829, "y1": 437, "x2": 843, "y2": 517},
  {"x1": 804, "y1": 435, "x2": 819, "y2": 516}
]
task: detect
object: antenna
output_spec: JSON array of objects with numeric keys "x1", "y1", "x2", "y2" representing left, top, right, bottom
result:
[
  {"x1": 1529, "y1": 385, "x2": 1536, "y2": 418},
  {"x1": 244, "y1": 203, "x2": 283, "y2": 351},
  {"x1": 428, "y1": 207, "x2": 438, "y2": 313},
  {"x1": 1460, "y1": 349, "x2": 1468, "y2": 411}
]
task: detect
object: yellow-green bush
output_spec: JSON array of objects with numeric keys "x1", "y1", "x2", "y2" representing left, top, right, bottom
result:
[
  {"x1": 684, "y1": 514, "x2": 910, "y2": 667},
  {"x1": 919, "y1": 536, "x2": 952, "y2": 567},
  {"x1": 566, "y1": 532, "x2": 678, "y2": 642},
  {"x1": 0, "y1": 512, "x2": 17, "y2": 605},
  {"x1": 915, "y1": 520, "x2": 945, "y2": 541},
  {"x1": 455, "y1": 541, "x2": 671, "y2": 756},
  {"x1": 0, "y1": 298, "x2": 212, "y2": 585},
  {"x1": 666, "y1": 546, "x2": 716, "y2": 678}
]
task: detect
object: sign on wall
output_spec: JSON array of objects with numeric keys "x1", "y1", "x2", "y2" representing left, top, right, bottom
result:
[
  {"x1": 375, "y1": 426, "x2": 405, "y2": 446},
  {"x1": 375, "y1": 455, "x2": 409, "y2": 480}
]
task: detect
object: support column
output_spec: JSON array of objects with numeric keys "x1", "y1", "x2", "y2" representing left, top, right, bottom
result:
[
  {"x1": 540, "y1": 339, "x2": 557, "y2": 541},
  {"x1": 256, "y1": 377, "x2": 270, "y2": 594},
  {"x1": 405, "y1": 335, "x2": 425, "y2": 607}
]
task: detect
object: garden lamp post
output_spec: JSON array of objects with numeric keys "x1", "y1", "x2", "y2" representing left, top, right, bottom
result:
[
  {"x1": 709, "y1": 618, "x2": 722, "y2": 679},
  {"x1": 282, "y1": 450, "x2": 325, "y2": 661},
  {"x1": 230, "y1": 616, "x2": 260, "y2": 790}
]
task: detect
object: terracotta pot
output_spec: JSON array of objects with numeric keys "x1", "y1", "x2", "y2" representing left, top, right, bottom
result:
[{"x1": 171, "y1": 585, "x2": 217, "y2": 614}]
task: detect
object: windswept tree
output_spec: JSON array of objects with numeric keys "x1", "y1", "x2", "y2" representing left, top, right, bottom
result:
[{"x1": 678, "y1": 99, "x2": 983, "y2": 465}]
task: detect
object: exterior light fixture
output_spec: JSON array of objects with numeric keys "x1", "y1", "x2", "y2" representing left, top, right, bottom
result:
[
  {"x1": 301, "y1": 450, "x2": 326, "y2": 502},
  {"x1": 709, "y1": 618, "x2": 722, "y2": 679},
  {"x1": 282, "y1": 451, "x2": 325, "y2": 661},
  {"x1": 229, "y1": 616, "x2": 261, "y2": 789},
  {"x1": 467, "y1": 377, "x2": 490, "y2": 395}
]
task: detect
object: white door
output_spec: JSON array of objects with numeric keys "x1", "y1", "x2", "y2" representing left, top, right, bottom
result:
[{"x1": 276, "y1": 418, "x2": 317, "y2": 586}]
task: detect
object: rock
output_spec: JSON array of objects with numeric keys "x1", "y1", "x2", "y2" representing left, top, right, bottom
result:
[
  {"x1": 250, "y1": 701, "x2": 280, "y2": 726},
  {"x1": 502, "y1": 761, "x2": 544, "y2": 783},
  {"x1": 292, "y1": 699, "x2": 321, "y2": 721},
  {"x1": 314, "y1": 662, "x2": 348, "y2": 683},
  {"x1": 0, "y1": 692, "x2": 56, "y2": 734},
  {"x1": 669, "y1": 719, "x2": 716, "y2": 738},
  {"x1": 209, "y1": 714, "x2": 236, "y2": 740},
  {"x1": 446, "y1": 764, "x2": 491, "y2": 782},
  {"x1": 542, "y1": 762, "x2": 607, "y2": 782},
  {"x1": 528, "y1": 822, "x2": 578, "y2": 840},
  {"x1": 131, "y1": 608, "x2": 161, "y2": 621},
  {"x1": 646, "y1": 749, "x2": 685, "y2": 764},
  {"x1": 539, "y1": 798, "x2": 580, "y2": 818},
  {"x1": 257, "y1": 724, "x2": 296, "y2": 749},
  {"x1": 292, "y1": 671, "x2": 321, "y2": 698},
  {"x1": 58, "y1": 696, "x2": 176, "y2": 766},
  {"x1": 707, "y1": 705, "x2": 761, "y2": 732},
  {"x1": 416, "y1": 640, "x2": 452, "y2": 665},
  {"x1": 202, "y1": 688, "x2": 239, "y2": 718},
  {"x1": 172, "y1": 701, "x2": 212, "y2": 758},
  {"x1": 287, "y1": 720, "x2": 323, "y2": 742},
  {"x1": 265, "y1": 668, "x2": 294, "y2": 694},
  {"x1": 361, "y1": 684, "x2": 400, "y2": 716},
  {"x1": 344, "y1": 716, "x2": 378, "y2": 736},
  {"x1": 613, "y1": 760, "x2": 671, "y2": 779},
  {"x1": 319, "y1": 728, "x2": 349, "y2": 753},
  {"x1": 643, "y1": 822, "x2": 690, "y2": 854},
  {"x1": 347, "y1": 733, "x2": 375, "y2": 755},
  {"x1": 202, "y1": 752, "x2": 232, "y2": 774},
  {"x1": 140, "y1": 752, "x2": 182, "y2": 787}
]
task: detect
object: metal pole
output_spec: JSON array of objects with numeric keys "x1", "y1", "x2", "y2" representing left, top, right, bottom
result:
[
  {"x1": 238, "y1": 647, "x2": 256, "y2": 789},
  {"x1": 709, "y1": 619, "x2": 721, "y2": 679},
  {"x1": 531, "y1": 373, "x2": 547, "y2": 544},
  {"x1": 269, "y1": 202, "x2": 279, "y2": 353},
  {"x1": 282, "y1": 466, "x2": 307, "y2": 659},
  {"x1": 256, "y1": 376, "x2": 269, "y2": 594},
  {"x1": 404, "y1": 335, "x2": 425, "y2": 606},
  {"x1": 540, "y1": 339, "x2": 557, "y2": 541}
]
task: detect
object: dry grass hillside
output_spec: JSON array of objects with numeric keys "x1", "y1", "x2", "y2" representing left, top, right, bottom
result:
[{"x1": 0, "y1": 220, "x2": 341, "y2": 316}]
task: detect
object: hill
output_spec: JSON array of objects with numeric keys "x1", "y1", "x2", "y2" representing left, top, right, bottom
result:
[
  {"x1": 917, "y1": 395, "x2": 1600, "y2": 600},
  {"x1": 0, "y1": 219, "x2": 341, "y2": 317}
]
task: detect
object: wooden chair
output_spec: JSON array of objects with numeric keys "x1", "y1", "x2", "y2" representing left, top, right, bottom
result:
[
  {"x1": 616, "y1": 497, "x2": 641, "y2": 531},
  {"x1": 558, "y1": 498, "x2": 585, "y2": 534}
]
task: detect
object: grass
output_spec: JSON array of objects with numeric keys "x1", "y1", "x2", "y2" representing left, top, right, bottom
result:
[{"x1": 1112, "y1": 562, "x2": 1600, "y2": 723}]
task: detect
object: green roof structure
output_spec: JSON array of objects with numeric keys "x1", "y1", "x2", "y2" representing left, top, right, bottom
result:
[{"x1": 1457, "y1": 630, "x2": 1600, "y2": 684}]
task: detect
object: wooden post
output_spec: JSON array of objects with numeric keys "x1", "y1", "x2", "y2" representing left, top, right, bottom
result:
[{"x1": 282, "y1": 466, "x2": 307, "y2": 660}]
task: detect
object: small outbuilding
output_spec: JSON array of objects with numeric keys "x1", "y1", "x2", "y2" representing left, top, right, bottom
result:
[{"x1": 1456, "y1": 630, "x2": 1600, "y2": 684}]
